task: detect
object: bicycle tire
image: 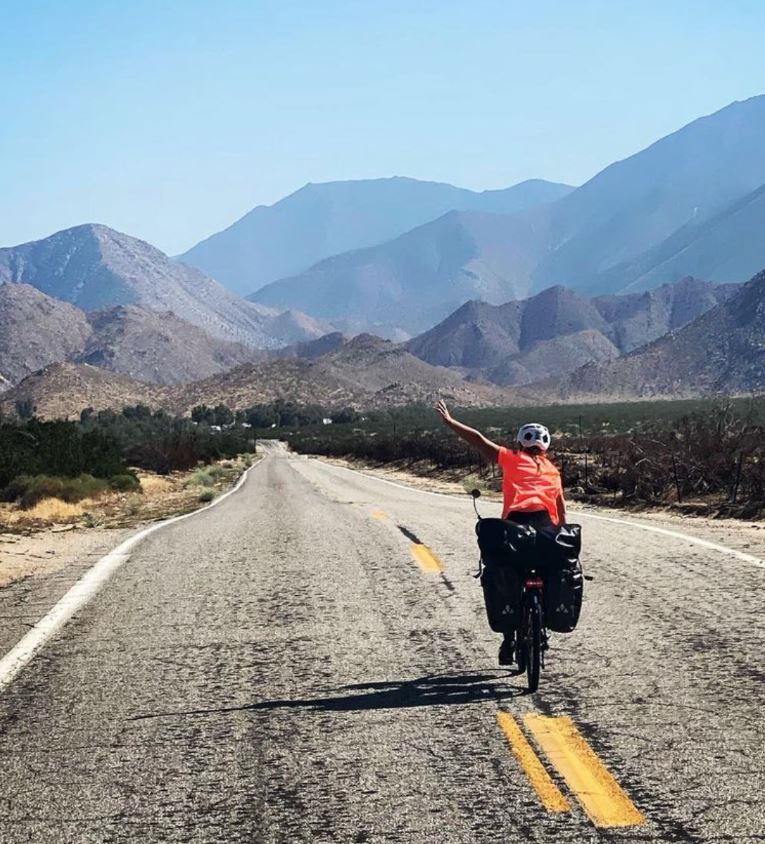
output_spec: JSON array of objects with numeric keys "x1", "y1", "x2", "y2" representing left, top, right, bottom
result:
[{"x1": 526, "y1": 595, "x2": 542, "y2": 693}]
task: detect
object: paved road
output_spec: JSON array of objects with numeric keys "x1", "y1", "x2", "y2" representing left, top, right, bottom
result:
[{"x1": 1, "y1": 450, "x2": 763, "y2": 842}]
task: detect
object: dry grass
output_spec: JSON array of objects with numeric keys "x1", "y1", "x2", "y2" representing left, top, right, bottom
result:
[
  {"x1": 1, "y1": 497, "x2": 94, "y2": 527},
  {"x1": 137, "y1": 474, "x2": 174, "y2": 497}
]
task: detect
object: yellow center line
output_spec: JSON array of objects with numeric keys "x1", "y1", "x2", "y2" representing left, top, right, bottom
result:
[
  {"x1": 524, "y1": 715, "x2": 645, "y2": 828},
  {"x1": 409, "y1": 543, "x2": 444, "y2": 573},
  {"x1": 370, "y1": 510, "x2": 388, "y2": 521},
  {"x1": 496, "y1": 713, "x2": 570, "y2": 813}
]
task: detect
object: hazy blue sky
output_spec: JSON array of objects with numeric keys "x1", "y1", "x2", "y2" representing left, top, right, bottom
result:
[{"x1": 1, "y1": 0, "x2": 763, "y2": 254}]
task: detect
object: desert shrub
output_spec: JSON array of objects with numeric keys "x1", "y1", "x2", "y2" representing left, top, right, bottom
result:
[
  {"x1": 82, "y1": 511, "x2": 102, "y2": 528},
  {"x1": 188, "y1": 469, "x2": 214, "y2": 487},
  {"x1": 198, "y1": 490, "x2": 215, "y2": 502},
  {"x1": 109, "y1": 474, "x2": 141, "y2": 493}
]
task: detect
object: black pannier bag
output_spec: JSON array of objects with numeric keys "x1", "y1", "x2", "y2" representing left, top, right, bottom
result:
[
  {"x1": 476, "y1": 519, "x2": 536, "y2": 633},
  {"x1": 542, "y1": 524, "x2": 583, "y2": 634}
]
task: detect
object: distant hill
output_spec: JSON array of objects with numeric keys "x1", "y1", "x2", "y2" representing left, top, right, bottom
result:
[
  {"x1": 0, "y1": 333, "x2": 526, "y2": 419},
  {"x1": 180, "y1": 176, "x2": 573, "y2": 296},
  {"x1": 250, "y1": 208, "x2": 551, "y2": 337},
  {"x1": 0, "y1": 362, "x2": 162, "y2": 420},
  {"x1": 170, "y1": 333, "x2": 518, "y2": 412},
  {"x1": 555, "y1": 268, "x2": 765, "y2": 398},
  {"x1": 0, "y1": 284, "x2": 91, "y2": 389},
  {"x1": 406, "y1": 279, "x2": 735, "y2": 384},
  {"x1": 0, "y1": 225, "x2": 327, "y2": 348},
  {"x1": 274, "y1": 331, "x2": 348, "y2": 361}
]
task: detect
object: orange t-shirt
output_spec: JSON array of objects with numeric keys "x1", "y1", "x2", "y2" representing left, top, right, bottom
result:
[{"x1": 497, "y1": 446, "x2": 563, "y2": 524}]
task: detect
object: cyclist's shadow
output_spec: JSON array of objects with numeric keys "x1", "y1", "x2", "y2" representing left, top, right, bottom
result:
[
  {"x1": 131, "y1": 671, "x2": 526, "y2": 721},
  {"x1": 261, "y1": 671, "x2": 527, "y2": 713}
]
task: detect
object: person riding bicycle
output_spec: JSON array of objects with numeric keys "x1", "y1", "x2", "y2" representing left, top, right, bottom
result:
[{"x1": 436, "y1": 400, "x2": 566, "y2": 665}]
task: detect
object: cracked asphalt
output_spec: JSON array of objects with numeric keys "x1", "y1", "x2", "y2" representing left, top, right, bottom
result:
[{"x1": 0, "y1": 451, "x2": 763, "y2": 842}]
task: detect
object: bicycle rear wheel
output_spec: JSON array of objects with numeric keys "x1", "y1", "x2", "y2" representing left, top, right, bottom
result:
[{"x1": 526, "y1": 595, "x2": 542, "y2": 692}]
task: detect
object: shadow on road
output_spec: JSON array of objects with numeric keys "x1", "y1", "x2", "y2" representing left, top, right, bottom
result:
[{"x1": 130, "y1": 671, "x2": 525, "y2": 721}]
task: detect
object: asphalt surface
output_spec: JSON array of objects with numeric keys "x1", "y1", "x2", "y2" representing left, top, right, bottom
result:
[{"x1": 0, "y1": 448, "x2": 763, "y2": 842}]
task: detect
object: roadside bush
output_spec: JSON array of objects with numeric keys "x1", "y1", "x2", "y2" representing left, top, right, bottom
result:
[
  {"x1": 198, "y1": 489, "x2": 215, "y2": 503},
  {"x1": 108, "y1": 474, "x2": 141, "y2": 493},
  {"x1": 6, "y1": 474, "x2": 110, "y2": 509},
  {"x1": 188, "y1": 469, "x2": 214, "y2": 487},
  {"x1": 0, "y1": 419, "x2": 125, "y2": 489}
]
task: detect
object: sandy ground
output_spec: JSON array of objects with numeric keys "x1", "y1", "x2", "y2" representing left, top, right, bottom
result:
[
  {"x1": 322, "y1": 456, "x2": 765, "y2": 561},
  {"x1": 0, "y1": 527, "x2": 132, "y2": 590}
]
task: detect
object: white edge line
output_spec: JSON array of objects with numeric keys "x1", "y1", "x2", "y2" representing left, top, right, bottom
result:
[
  {"x1": 0, "y1": 461, "x2": 259, "y2": 694},
  {"x1": 318, "y1": 460, "x2": 765, "y2": 570}
]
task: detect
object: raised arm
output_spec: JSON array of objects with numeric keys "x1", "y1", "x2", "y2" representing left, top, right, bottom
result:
[{"x1": 436, "y1": 401, "x2": 501, "y2": 464}]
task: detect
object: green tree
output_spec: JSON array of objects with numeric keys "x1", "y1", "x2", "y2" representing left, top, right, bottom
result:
[
  {"x1": 213, "y1": 404, "x2": 234, "y2": 426},
  {"x1": 15, "y1": 399, "x2": 36, "y2": 421}
]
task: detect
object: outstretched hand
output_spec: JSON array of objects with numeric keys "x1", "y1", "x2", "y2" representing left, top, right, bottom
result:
[{"x1": 436, "y1": 400, "x2": 452, "y2": 424}]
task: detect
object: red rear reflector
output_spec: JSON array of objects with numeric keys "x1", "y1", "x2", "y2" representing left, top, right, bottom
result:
[{"x1": 525, "y1": 578, "x2": 544, "y2": 588}]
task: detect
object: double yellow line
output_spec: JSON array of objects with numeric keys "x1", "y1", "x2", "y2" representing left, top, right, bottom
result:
[
  {"x1": 370, "y1": 506, "x2": 643, "y2": 828},
  {"x1": 498, "y1": 712, "x2": 645, "y2": 828}
]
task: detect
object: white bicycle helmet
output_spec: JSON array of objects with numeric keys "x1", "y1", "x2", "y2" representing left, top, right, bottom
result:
[{"x1": 517, "y1": 423, "x2": 551, "y2": 452}]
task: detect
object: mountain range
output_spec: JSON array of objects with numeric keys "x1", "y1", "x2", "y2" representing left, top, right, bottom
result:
[
  {"x1": 0, "y1": 334, "x2": 523, "y2": 419},
  {"x1": 405, "y1": 278, "x2": 736, "y2": 384},
  {"x1": 0, "y1": 224, "x2": 327, "y2": 349},
  {"x1": 250, "y1": 208, "x2": 551, "y2": 338},
  {"x1": 219, "y1": 96, "x2": 765, "y2": 337},
  {"x1": 552, "y1": 268, "x2": 765, "y2": 399},
  {"x1": 4, "y1": 94, "x2": 765, "y2": 413},
  {"x1": 6, "y1": 269, "x2": 761, "y2": 420},
  {"x1": 179, "y1": 177, "x2": 573, "y2": 297}
]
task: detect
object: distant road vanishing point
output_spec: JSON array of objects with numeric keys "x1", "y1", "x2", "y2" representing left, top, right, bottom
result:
[{"x1": 0, "y1": 448, "x2": 763, "y2": 842}]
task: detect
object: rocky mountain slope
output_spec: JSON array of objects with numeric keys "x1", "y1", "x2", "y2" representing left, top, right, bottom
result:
[
  {"x1": 0, "y1": 284, "x2": 91, "y2": 389},
  {"x1": 0, "y1": 284, "x2": 262, "y2": 387},
  {"x1": 555, "y1": 268, "x2": 765, "y2": 398},
  {"x1": 406, "y1": 279, "x2": 736, "y2": 384},
  {"x1": 79, "y1": 306, "x2": 259, "y2": 385},
  {"x1": 0, "y1": 225, "x2": 327, "y2": 348},
  {"x1": 180, "y1": 177, "x2": 572, "y2": 296}
]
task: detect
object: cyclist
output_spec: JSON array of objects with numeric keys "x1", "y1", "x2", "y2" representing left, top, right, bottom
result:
[{"x1": 436, "y1": 400, "x2": 566, "y2": 664}]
